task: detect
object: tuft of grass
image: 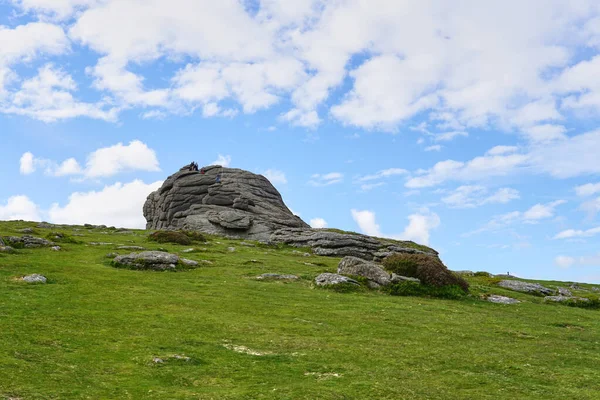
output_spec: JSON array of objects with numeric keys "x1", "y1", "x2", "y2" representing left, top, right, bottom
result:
[{"x1": 386, "y1": 281, "x2": 468, "y2": 300}]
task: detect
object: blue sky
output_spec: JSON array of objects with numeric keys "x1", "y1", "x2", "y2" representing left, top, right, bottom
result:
[{"x1": 2, "y1": 1, "x2": 600, "y2": 283}]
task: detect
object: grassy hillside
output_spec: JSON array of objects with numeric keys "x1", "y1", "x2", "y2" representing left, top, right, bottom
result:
[{"x1": 1, "y1": 220, "x2": 599, "y2": 400}]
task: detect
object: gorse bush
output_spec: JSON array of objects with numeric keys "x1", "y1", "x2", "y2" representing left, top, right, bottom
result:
[
  {"x1": 564, "y1": 297, "x2": 600, "y2": 310},
  {"x1": 148, "y1": 231, "x2": 206, "y2": 245},
  {"x1": 382, "y1": 253, "x2": 469, "y2": 292},
  {"x1": 474, "y1": 271, "x2": 492, "y2": 277}
]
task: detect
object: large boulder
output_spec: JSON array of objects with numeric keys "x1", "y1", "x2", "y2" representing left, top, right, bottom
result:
[
  {"x1": 144, "y1": 165, "x2": 309, "y2": 241},
  {"x1": 4, "y1": 235, "x2": 55, "y2": 248},
  {"x1": 337, "y1": 256, "x2": 391, "y2": 286},
  {"x1": 498, "y1": 280, "x2": 555, "y2": 296},
  {"x1": 112, "y1": 251, "x2": 182, "y2": 271}
]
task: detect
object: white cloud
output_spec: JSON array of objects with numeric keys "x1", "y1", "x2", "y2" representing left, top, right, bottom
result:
[
  {"x1": 434, "y1": 131, "x2": 468, "y2": 142},
  {"x1": 0, "y1": 195, "x2": 42, "y2": 221},
  {"x1": 20, "y1": 152, "x2": 35, "y2": 175},
  {"x1": 12, "y1": 0, "x2": 101, "y2": 20},
  {"x1": 212, "y1": 154, "x2": 231, "y2": 167},
  {"x1": 20, "y1": 140, "x2": 160, "y2": 179},
  {"x1": 486, "y1": 145, "x2": 518, "y2": 156},
  {"x1": 360, "y1": 182, "x2": 386, "y2": 192},
  {"x1": 555, "y1": 255, "x2": 575, "y2": 268},
  {"x1": 554, "y1": 226, "x2": 600, "y2": 240},
  {"x1": 310, "y1": 217, "x2": 328, "y2": 229},
  {"x1": 523, "y1": 200, "x2": 566, "y2": 221},
  {"x1": 350, "y1": 208, "x2": 440, "y2": 245},
  {"x1": 309, "y1": 172, "x2": 343, "y2": 187},
  {"x1": 2, "y1": 64, "x2": 118, "y2": 122},
  {"x1": 48, "y1": 180, "x2": 162, "y2": 228},
  {"x1": 356, "y1": 168, "x2": 408, "y2": 183},
  {"x1": 465, "y1": 200, "x2": 566, "y2": 235},
  {"x1": 425, "y1": 145, "x2": 442, "y2": 152},
  {"x1": 575, "y1": 182, "x2": 600, "y2": 197},
  {"x1": 262, "y1": 169, "x2": 287, "y2": 185},
  {"x1": 442, "y1": 186, "x2": 520, "y2": 208},
  {"x1": 351, "y1": 209, "x2": 381, "y2": 236}
]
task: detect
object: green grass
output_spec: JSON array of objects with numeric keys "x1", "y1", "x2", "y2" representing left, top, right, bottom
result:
[{"x1": 1, "y1": 220, "x2": 600, "y2": 399}]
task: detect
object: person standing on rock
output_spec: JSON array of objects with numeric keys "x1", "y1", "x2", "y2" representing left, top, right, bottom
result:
[{"x1": 215, "y1": 173, "x2": 222, "y2": 183}]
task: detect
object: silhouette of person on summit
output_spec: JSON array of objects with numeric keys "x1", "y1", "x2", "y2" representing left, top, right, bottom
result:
[{"x1": 215, "y1": 173, "x2": 222, "y2": 183}]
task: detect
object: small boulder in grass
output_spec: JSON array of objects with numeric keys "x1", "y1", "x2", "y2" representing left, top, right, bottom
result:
[
  {"x1": 22, "y1": 274, "x2": 47, "y2": 283},
  {"x1": 256, "y1": 273, "x2": 299, "y2": 281}
]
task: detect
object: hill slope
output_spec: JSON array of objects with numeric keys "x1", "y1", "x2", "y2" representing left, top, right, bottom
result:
[{"x1": 1, "y1": 220, "x2": 599, "y2": 400}]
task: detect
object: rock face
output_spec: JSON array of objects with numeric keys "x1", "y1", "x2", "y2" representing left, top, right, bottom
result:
[
  {"x1": 271, "y1": 228, "x2": 437, "y2": 262},
  {"x1": 498, "y1": 280, "x2": 555, "y2": 296},
  {"x1": 144, "y1": 165, "x2": 309, "y2": 241}
]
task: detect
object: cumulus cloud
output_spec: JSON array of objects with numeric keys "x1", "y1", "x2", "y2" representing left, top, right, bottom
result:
[
  {"x1": 20, "y1": 140, "x2": 160, "y2": 179},
  {"x1": 262, "y1": 169, "x2": 287, "y2": 185},
  {"x1": 310, "y1": 217, "x2": 327, "y2": 229},
  {"x1": 3, "y1": 0, "x2": 598, "y2": 131},
  {"x1": 0, "y1": 195, "x2": 42, "y2": 221},
  {"x1": 351, "y1": 208, "x2": 440, "y2": 245},
  {"x1": 425, "y1": 145, "x2": 442, "y2": 152},
  {"x1": 554, "y1": 226, "x2": 600, "y2": 240},
  {"x1": 48, "y1": 180, "x2": 162, "y2": 228},
  {"x1": 575, "y1": 182, "x2": 600, "y2": 197},
  {"x1": 554, "y1": 254, "x2": 600, "y2": 268},
  {"x1": 212, "y1": 154, "x2": 231, "y2": 167},
  {"x1": 20, "y1": 152, "x2": 35, "y2": 174},
  {"x1": 442, "y1": 186, "x2": 520, "y2": 208},
  {"x1": 465, "y1": 200, "x2": 566, "y2": 235},
  {"x1": 356, "y1": 168, "x2": 408, "y2": 183},
  {"x1": 309, "y1": 172, "x2": 343, "y2": 187}
]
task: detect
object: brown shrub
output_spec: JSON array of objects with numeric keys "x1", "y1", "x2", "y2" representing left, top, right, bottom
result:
[{"x1": 382, "y1": 253, "x2": 469, "y2": 292}]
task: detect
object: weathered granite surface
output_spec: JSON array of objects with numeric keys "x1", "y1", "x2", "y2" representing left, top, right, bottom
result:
[{"x1": 144, "y1": 165, "x2": 309, "y2": 241}]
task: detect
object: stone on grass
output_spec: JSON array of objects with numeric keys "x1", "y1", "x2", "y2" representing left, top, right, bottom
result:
[
  {"x1": 0, "y1": 246, "x2": 15, "y2": 254},
  {"x1": 544, "y1": 296, "x2": 590, "y2": 303},
  {"x1": 112, "y1": 251, "x2": 181, "y2": 271},
  {"x1": 498, "y1": 280, "x2": 555, "y2": 296},
  {"x1": 390, "y1": 273, "x2": 420, "y2": 283},
  {"x1": 315, "y1": 273, "x2": 359, "y2": 286},
  {"x1": 228, "y1": 247, "x2": 236, "y2": 252},
  {"x1": 239, "y1": 242, "x2": 256, "y2": 247},
  {"x1": 256, "y1": 273, "x2": 299, "y2": 280},
  {"x1": 337, "y1": 256, "x2": 391, "y2": 286},
  {"x1": 116, "y1": 245, "x2": 145, "y2": 251},
  {"x1": 558, "y1": 287, "x2": 572, "y2": 296},
  {"x1": 5, "y1": 235, "x2": 54, "y2": 248},
  {"x1": 51, "y1": 246, "x2": 61, "y2": 251},
  {"x1": 486, "y1": 295, "x2": 521, "y2": 304},
  {"x1": 22, "y1": 274, "x2": 47, "y2": 283},
  {"x1": 106, "y1": 253, "x2": 119, "y2": 259},
  {"x1": 180, "y1": 258, "x2": 198, "y2": 267},
  {"x1": 182, "y1": 248, "x2": 195, "y2": 253},
  {"x1": 19, "y1": 228, "x2": 34, "y2": 234}
]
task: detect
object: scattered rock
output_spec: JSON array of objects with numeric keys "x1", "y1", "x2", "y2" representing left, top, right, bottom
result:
[
  {"x1": 181, "y1": 248, "x2": 195, "y2": 253},
  {"x1": 570, "y1": 283, "x2": 583, "y2": 290},
  {"x1": 222, "y1": 343, "x2": 273, "y2": 356},
  {"x1": 112, "y1": 251, "x2": 181, "y2": 271},
  {"x1": 486, "y1": 295, "x2": 521, "y2": 304},
  {"x1": 545, "y1": 296, "x2": 590, "y2": 303},
  {"x1": 199, "y1": 260, "x2": 214, "y2": 265},
  {"x1": 315, "y1": 273, "x2": 359, "y2": 286},
  {"x1": 22, "y1": 274, "x2": 47, "y2": 283},
  {"x1": 558, "y1": 287, "x2": 572, "y2": 296},
  {"x1": 0, "y1": 245, "x2": 15, "y2": 253},
  {"x1": 5, "y1": 235, "x2": 54, "y2": 248},
  {"x1": 390, "y1": 273, "x2": 420, "y2": 283},
  {"x1": 180, "y1": 258, "x2": 199, "y2": 267},
  {"x1": 90, "y1": 242, "x2": 114, "y2": 246},
  {"x1": 152, "y1": 357, "x2": 164, "y2": 364},
  {"x1": 239, "y1": 242, "x2": 256, "y2": 247},
  {"x1": 36, "y1": 222, "x2": 54, "y2": 229},
  {"x1": 116, "y1": 246, "x2": 145, "y2": 251},
  {"x1": 227, "y1": 247, "x2": 236, "y2": 252},
  {"x1": 256, "y1": 273, "x2": 299, "y2": 280},
  {"x1": 106, "y1": 253, "x2": 119, "y2": 259},
  {"x1": 592, "y1": 287, "x2": 600, "y2": 293},
  {"x1": 51, "y1": 246, "x2": 61, "y2": 251},
  {"x1": 304, "y1": 372, "x2": 343, "y2": 379},
  {"x1": 337, "y1": 256, "x2": 391, "y2": 286},
  {"x1": 498, "y1": 280, "x2": 555, "y2": 296},
  {"x1": 19, "y1": 228, "x2": 34, "y2": 234}
]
